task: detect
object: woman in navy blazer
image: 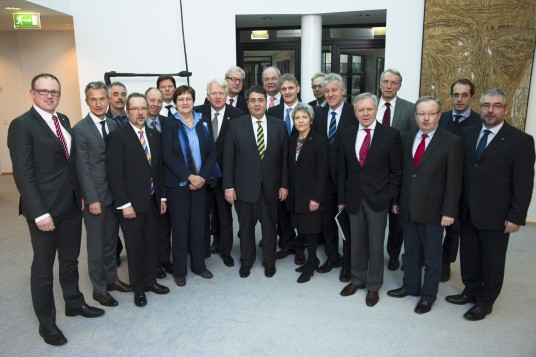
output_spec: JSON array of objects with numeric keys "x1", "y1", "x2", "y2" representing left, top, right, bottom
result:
[
  {"x1": 287, "y1": 103, "x2": 328, "y2": 283},
  {"x1": 161, "y1": 85, "x2": 216, "y2": 286}
]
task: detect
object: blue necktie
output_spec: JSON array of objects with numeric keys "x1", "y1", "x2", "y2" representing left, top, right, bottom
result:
[
  {"x1": 476, "y1": 129, "x2": 491, "y2": 160},
  {"x1": 328, "y1": 111, "x2": 337, "y2": 147},
  {"x1": 285, "y1": 108, "x2": 292, "y2": 136}
]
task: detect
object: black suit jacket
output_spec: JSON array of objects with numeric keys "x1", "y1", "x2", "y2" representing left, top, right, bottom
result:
[
  {"x1": 161, "y1": 115, "x2": 216, "y2": 187},
  {"x1": 287, "y1": 131, "x2": 328, "y2": 213},
  {"x1": 106, "y1": 123, "x2": 165, "y2": 213},
  {"x1": 398, "y1": 127, "x2": 463, "y2": 224},
  {"x1": 267, "y1": 103, "x2": 298, "y2": 137},
  {"x1": 338, "y1": 122, "x2": 402, "y2": 214},
  {"x1": 438, "y1": 109, "x2": 480, "y2": 130},
  {"x1": 8, "y1": 107, "x2": 82, "y2": 219},
  {"x1": 193, "y1": 103, "x2": 244, "y2": 166},
  {"x1": 312, "y1": 103, "x2": 357, "y2": 188},
  {"x1": 459, "y1": 123, "x2": 535, "y2": 229},
  {"x1": 223, "y1": 114, "x2": 288, "y2": 204}
]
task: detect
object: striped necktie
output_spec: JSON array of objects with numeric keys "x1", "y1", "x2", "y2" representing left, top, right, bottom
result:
[
  {"x1": 328, "y1": 111, "x2": 337, "y2": 147},
  {"x1": 257, "y1": 120, "x2": 265, "y2": 159},
  {"x1": 138, "y1": 130, "x2": 154, "y2": 195},
  {"x1": 52, "y1": 115, "x2": 70, "y2": 160}
]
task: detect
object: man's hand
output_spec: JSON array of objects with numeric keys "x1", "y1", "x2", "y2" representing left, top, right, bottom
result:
[
  {"x1": 160, "y1": 201, "x2": 167, "y2": 215},
  {"x1": 188, "y1": 175, "x2": 205, "y2": 190},
  {"x1": 391, "y1": 204, "x2": 399, "y2": 214},
  {"x1": 36, "y1": 216, "x2": 55, "y2": 232},
  {"x1": 504, "y1": 220, "x2": 520, "y2": 234},
  {"x1": 224, "y1": 189, "x2": 236, "y2": 205},
  {"x1": 441, "y1": 216, "x2": 455, "y2": 227},
  {"x1": 89, "y1": 202, "x2": 102, "y2": 215},
  {"x1": 310, "y1": 200, "x2": 320, "y2": 212},
  {"x1": 279, "y1": 188, "x2": 288, "y2": 201},
  {"x1": 122, "y1": 206, "x2": 136, "y2": 219}
]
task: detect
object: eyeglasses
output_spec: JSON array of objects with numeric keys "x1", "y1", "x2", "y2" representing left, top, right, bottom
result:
[
  {"x1": 128, "y1": 107, "x2": 148, "y2": 112},
  {"x1": 33, "y1": 89, "x2": 61, "y2": 97},
  {"x1": 226, "y1": 77, "x2": 243, "y2": 83},
  {"x1": 176, "y1": 97, "x2": 193, "y2": 103},
  {"x1": 416, "y1": 111, "x2": 439, "y2": 118},
  {"x1": 380, "y1": 80, "x2": 400, "y2": 86},
  {"x1": 480, "y1": 103, "x2": 505, "y2": 110}
]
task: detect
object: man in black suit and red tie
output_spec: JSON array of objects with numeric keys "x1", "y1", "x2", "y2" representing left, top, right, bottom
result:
[
  {"x1": 194, "y1": 79, "x2": 244, "y2": 267},
  {"x1": 438, "y1": 79, "x2": 481, "y2": 282},
  {"x1": 8, "y1": 73, "x2": 104, "y2": 346},
  {"x1": 312, "y1": 73, "x2": 357, "y2": 282},
  {"x1": 107, "y1": 93, "x2": 170, "y2": 307},
  {"x1": 223, "y1": 86, "x2": 289, "y2": 279},
  {"x1": 337, "y1": 93, "x2": 402, "y2": 307},
  {"x1": 446, "y1": 88, "x2": 535, "y2": 321},
  {"x1": 388, "y1": 96, "x2": 463, "y2": 314}
]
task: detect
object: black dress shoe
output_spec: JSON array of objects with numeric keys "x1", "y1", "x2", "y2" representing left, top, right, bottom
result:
[
  {"x1": 317, "y1": 260, "x2": 341, "y2": 273},
  {"x1": 65, "y1": 303, "x2": 105, "y2": 318},
  {"x1": 199, "y1": 270, "x2": 213, "y2": 279},
  {"x1": 93, "y1": 291, "x2": 118, "y2": 307},
  {"x1": 366, "y1": 291, "x2": 379, "y2": 307},
  {"x1": 145, "y1": 283, "x2": 170, "y2": 294},
  {"x1": 294, "y1": 251, "x2": 305, "y2": 265},
  {"x1": 440, "y1": 263, "x2": 451, "y2": 282},
  {"x1": 134, "y1": 292, "x2": 147, "y2": 307},
  {"x1": 174, "y1": 277, "x2": 186, "y2": 287},
  {"x1": 464, "y1": 306, "x2": 492, "y2": 321},
  {"x1": 387, "y1": 258, "x2": 400, "y2": 271},
  {"x1": 415, "y1": 299, "x2": 433, "y2": 314},
  {"x1": 446, "y1": 293, "x2": 475, "y2": 305},
  {"x1": 156, "y1": 266, "x2": 166, "y2": 279},
  {"x1": 221, "y1": 254, "x2": 235, "y2": 267},
  {"x1": 297, "y1": 272, "x2": 312, "y2": 283},
  {"x1": 387, "y1": 287, "x2": 419, "y2": 298},
  {"x1": 276, "y1": 248, "x2": 295, "y2": 260},
  {"x1": 264, "y1": 264, "x2": 276, "y2": 278},
  {"x1": 239, "y1": 265, "x2": 251, "y2": 278},
  {"x1": 39, "y1": 324, "x2": 67, "y2": 346},
  {"x1": 340, "y1": 283, "x2": 362, "y2": 296},
  {"x1": 107, "y1": 280, "x2": 133, "y2": 293},
  {"x1": 161, "y1": 261, "x2": 173, "y2": 274},
  {"x1": 339, "y1": 266, "x2": 351, "y2": 282}
]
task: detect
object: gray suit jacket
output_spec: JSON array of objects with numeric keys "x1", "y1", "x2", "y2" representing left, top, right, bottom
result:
[
  {"x1": 73, "y1": 115, "x2": 118, "y2": 206},
  {"x1": 391, "y1": 97, "x2": 418, "y2": 133}
]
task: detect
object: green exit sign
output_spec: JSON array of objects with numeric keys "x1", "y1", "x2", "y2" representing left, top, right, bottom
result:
[{"x1": 13, "y1": 13, "x2": 41, "y2": 29}]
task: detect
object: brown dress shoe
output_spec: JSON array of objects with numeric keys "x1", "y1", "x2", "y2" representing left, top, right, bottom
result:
[
  {"x1": 340, "y1": 283, "x2": 363, "y2": 296},
  {"x1": 366, "y1": 291, "x2": 379, "y2": 307},
  {"x1": 93, "y1": 291, "x2": 118, "y2": 307}
]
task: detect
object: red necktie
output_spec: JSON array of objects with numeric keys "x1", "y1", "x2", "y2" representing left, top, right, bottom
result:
[
  {"x1": 52, "y1": 115, "x2": 70, "y2": 160},
  {"x1": 359, "y1": 128, "x2": 371, "y2": 167},
  {"x1": 269, "y1": 96, "x2": 275, "y2": 108},
  {"x1": 382, "y1": 102, "x2": 391, "y2": 126},
  {"x1": 229, "y1": 98, "x2": 234, "y2": 106},
  {"x1": 413, "y1": 133, "x2": 428, "y2": 167}
]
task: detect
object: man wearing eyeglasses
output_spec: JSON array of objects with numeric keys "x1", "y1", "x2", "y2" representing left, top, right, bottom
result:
[
  {"x1": 376, "y1": 69, "x2": 418, "y2": 272},
  {"x1": 388, "y1": 96, "x2": 462, "y2": 315},
  {"x1": 437, "y1": 79, "x2": 481, "y2": 282},
  {"x1": 8, "y1": 73, "x2": 105, "y2": 346},
  {"x1": 308, "y1": 72, "x2": 326, "y2": 108},
  {"x1": 225, "y1": 66, "x2": 249, "y2": 113},
  {"x1": 446, "y1": 88, "x2": 535, "y2": 321}
]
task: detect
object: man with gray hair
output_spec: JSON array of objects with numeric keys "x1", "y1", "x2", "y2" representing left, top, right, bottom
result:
[
  {"x1": 446, "y1": 88, "x2": 535, "y2": 321},
  {"x1": 262, "y1": 66, "x2": 281, "y2": 108},
  {"x1": 308, "y1": 72, "x2": 326, "y2": 107},
  {"x1": 73, "y1": 81, "x2": 132, "y2": 308},
  {"x1": 225, "y1": 66, "x2": 249, "y2": 113}
]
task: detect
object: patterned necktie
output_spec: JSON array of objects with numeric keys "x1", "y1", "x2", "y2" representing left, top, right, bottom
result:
[
  {"x1": 257, "y1": 120, "x2": 265, "y2": 159},
  {"x1": 166, "y1": 105, "x2": 173, "y2": 117},
  {"x1": 382, "y1": 102, "x2": 391, "y2": 126},
  {"x1": 328, "y1": 111, "x2": 337, "y2": 147},
  {"x1": 138, "y1": 130, "x2": 154, "y2": 195},
  {"x1": 269, "y1": 96, "x2": 275, "y2": 108},
  {"x1": 285, "y1": 108, "x2": 292, "y2": 136},
  {"x1": 359, "y1": 128, "x2": 371, "y2": 167},
  {"x1": 229, "y1": 98, "x2": 234, "y2": 107},
  {"x1": 476, "y1": 129, "x2": 491, "y2": 160},
  {"x1": 52, "y1": 115, "x2": 70, "y2": 160},
  {"x1": 413, "y1": 133, "x2": 428, "y2": 167},
  {"x1": 99, "y1": 120, "x2": 107, "y2": 142},
  {"x1": 212, "y1": 112, "x2": 219, "y2": 142}
]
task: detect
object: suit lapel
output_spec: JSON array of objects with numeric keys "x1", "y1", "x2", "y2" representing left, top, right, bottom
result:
[
  {"x1": 241, "y1": 116, "x2": 258, "y2": 153},
  {"x1": 416, "y1": 129, "x2": 443, "y2": 168},
  {"x1": 265, "y1": 117, "x2": 276, "y2": 155},
  {"x1": 85, "y1": 115, "x2": 106, "y2": 148},
  {"x1": 479, "y1": 123, "x2": 510, "y2": 160}
]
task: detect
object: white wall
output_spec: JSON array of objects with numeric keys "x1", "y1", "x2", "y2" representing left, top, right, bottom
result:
[{"x1": 0, "y1": 30, "x2": 81, "y2": 173}]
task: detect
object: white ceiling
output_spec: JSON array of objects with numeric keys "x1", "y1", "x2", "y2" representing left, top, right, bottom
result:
[{"x1": 0, "y1": 0, "x2": 72, "y2": 31}]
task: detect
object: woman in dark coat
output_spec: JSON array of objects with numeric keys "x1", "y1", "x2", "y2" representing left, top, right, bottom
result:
[{"x1": 287, "y1": 103, "x2": 328, "y2": 283}]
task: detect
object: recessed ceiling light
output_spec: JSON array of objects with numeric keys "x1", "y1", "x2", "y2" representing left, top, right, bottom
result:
[{"x1": 4, "y1": 6, "x2": 22, "y2": 11}]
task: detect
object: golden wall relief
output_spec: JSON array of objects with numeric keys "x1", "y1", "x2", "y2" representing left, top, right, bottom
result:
[{"x1": 420, "y1": 0, "x2": 536, "y2": 129}]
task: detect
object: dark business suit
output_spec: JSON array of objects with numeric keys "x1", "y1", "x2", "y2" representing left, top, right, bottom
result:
[
  {"x1": 338, "y1": 122, "x2": 402, "y2": 291},
  {"x1": 308, "y1": 99, "x2": 325, "y2": 108},
  {"x1": 223, "y1": 114, "x2": 288, "y2": 267},
  {"x1": 194, "y1": 103, "x2": 243, "y2": 257},
  {"x1": 398, "y1": 127, "x2": 462, "y2": 302},
  {"x1": 313, "y1": 103, "x2": 357, "y2": 268},
  {"x1": 161, "y1": 115, "x2": 216, "y2": 278},
  {"x1": 73, "y1": 115, "x2": 120, "y2": 293},
  {"x1": 458, "y1": 123, "x2": 535, "y2": 308},
  {"x1": 231, "y1": 95, "x2": 249, "y2": 113},
  {"x1": 106, "y1": 123, "x2": 165, "y2": 292},
  {"x1": 8, "y1": 107, "x2": 84, "y2": 329},
  {"x1": 438, "y1": 109, "x2": 480, "y2": 265}
]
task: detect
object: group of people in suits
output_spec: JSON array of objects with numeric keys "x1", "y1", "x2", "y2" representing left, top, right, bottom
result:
[{"x1": 7, "y1": 69, "x2": 535, "y2": 346}]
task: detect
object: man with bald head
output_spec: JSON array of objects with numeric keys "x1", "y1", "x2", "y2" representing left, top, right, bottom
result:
[{"x1": 262, "y1": 66, "x2": 281, "y2": 109}]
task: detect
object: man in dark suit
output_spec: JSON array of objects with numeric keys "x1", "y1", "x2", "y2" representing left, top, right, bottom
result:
[
  {"x1": 145, "y1": 87, "x2": 173, "y2": 279},
  {"x1": 225, "y1": 66, "x2": 249, "y2": 113},
  {"x1": 157, "y1": 75, "x2": 177, "y2": 117},
  {"x1": 437, "y1": 79, "x2": 481, "y2": 282},
  {"x1": 267, "y1": 73, "x2": 303, "y2": 264},
  {"x1": 387, "y1": 96, "x2": 462, "y2": 314},
  {"x1": 312, "y1": 73, "x2": 357, "y2": 282},
  {"x1": 263, "y1": 66, "x2": 282, "y2": 109},
  {"x1": 308, "y1": 72, "x2": 326, "y2": 108},
  {"x1": 106, "y1": 93, "x2": 170, "y2": 307},
  {"x1": 194, "y1": 79, "x2": 244, "y2": 267},
  {"x1": 73, "y1": 81, "x2": 132, "y2": 308},
  {"x1": 337, "y1": 93, "x2": 402, "y2": 307},
  {"x1": 8, "y1": 73, "x2": 104, "y2": 346},
  {"x1": 223, "y1": 86, "x2": 289, "y2": 278},
  {"x1": 446, "y1": 88, "x2": 535, "y2": 321}
]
